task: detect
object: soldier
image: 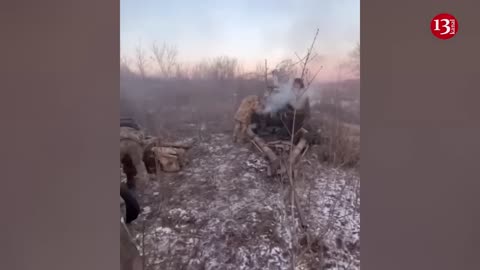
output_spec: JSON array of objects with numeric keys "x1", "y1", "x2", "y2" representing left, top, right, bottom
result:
[
  {"x1": 120, "y1": 119, "x2": 149, "y2": 190},
  {"x1": 233, "y1": 95, "x2": 264, "y2": 143},
  {"x1": 120, "y1": 182, "x2": 140, "y2": 224},
  {"x1": 289, "y1": 78, "x2": 311, "y2": 118},
  {"x1": 281, "y1": 78, "x2": 311, "y2": 141}
]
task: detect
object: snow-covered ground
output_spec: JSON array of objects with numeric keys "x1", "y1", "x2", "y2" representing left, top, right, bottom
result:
[{"x1": 128, "y1": 133, "x2": 360, "y2": 270}]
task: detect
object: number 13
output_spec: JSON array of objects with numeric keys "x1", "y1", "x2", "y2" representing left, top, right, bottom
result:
[{"x1": 433, "y1": 19, "x2": 452, "y2": 35}]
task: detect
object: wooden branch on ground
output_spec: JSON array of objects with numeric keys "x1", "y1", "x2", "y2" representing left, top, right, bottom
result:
[
  {"x1": 247, "y1": 125, "x2": 286, "y2": 176},
  {"x1": 250, "y1": 139, "x2": 264, "y2": 154},
  {"x1": 267, "y1": 140, "x2": 294, "y2": 147},
  {"x1": 292, "y1": 185, "x2": 308, "y2": 230},
  {"x1": 289, "y1": 137, "x2": 308, "y2": 165},
  {"x1": 300, "y1": 144, "x2": 310, "y2": 160}
]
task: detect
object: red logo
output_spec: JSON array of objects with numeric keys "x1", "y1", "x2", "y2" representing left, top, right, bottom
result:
[{"x1": 431, "y1": 13, "x2": 458, "y2": 40}]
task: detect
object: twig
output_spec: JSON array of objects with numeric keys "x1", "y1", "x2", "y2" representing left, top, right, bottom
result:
[
  {"x1": 300, "y1": 144, "x2": 310, "y2": 160},
  {"x1": 290, "y1": 184, "x2": 296, "y2": 270},
  {"x1": 291, "y1": 186, "x2": 308, "y2": 229},
  {"x1": 319, "y1": 176, "x2": 350, "y2": 239},
  {"x1": 142, "y1": 218, "x2": 147, "y2": 270},
  {"x1": 294, "y1": 52, "x2": 304, "y2": 62},
  {"x1": 301, "y1": 28, "x2": 320, "y2": 80},
  {"x1": 293, "y1": 52, "x2": 318, "y2": 68},
  {"x1": 250, "y1": 139, "x2": 264, "y2": 154},
  {"x1": 264, "y1": 59, "x2": 269, "y2": 88},
  {"x1": 306, "y1": 65, "x2": 324, "y2": 88}
]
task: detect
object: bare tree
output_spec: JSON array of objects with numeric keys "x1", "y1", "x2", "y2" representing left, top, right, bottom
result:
[
  {"x1": 151, "y1": 42, "x2": 179, "y2": 78},
  {"x1": 174, "y1": 63, "x2": 188, "y2": 79},
  {"x1": 190, "y1": 56, "x2": 239, "y2": 80},
  {"x1": 135, "y1": 43, "x2": 148, "y2": 79},
  {"x1": 255, "y1": 61, "x2": 265, "y2": 78},
  {"x1": 120, "y1": 54, "x2": 130, "y2": 69},
  {"x1": 235, "y1": 62, "x2": 245, "y2": 78},
  {"x1": 210, "y1": 56, "x2": 239, "y2": 80},
  {"x1": 120, "y1": 54, "x2": 135, "y2": 78},
  {"x1": 348, "y1": 42, "x2": 360, "y2": 77},
  {"x1": 191, "y1": 60, "x2": 210, "y2": 80}
]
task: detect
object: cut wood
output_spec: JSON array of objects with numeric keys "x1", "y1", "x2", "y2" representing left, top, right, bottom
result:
[
  {"x1": 289, "y1": 138, "x2": 308, "y2": 165},
  {"x1": 151, "y1": 146, "x2": 188, "y2": 173},
  {"x1": 160, "y1": 138, "x2": 195, "y2": 149},
  {"x1": 267, "y1": 140, "x2": 294, "y2": 147},
  {"x1": 247, "y1": 124, "x2": 286, "y2": 175}
]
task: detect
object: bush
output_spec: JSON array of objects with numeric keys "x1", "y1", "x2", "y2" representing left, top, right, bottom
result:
[{"x1": 315, "y1": 117, "x2": 360, "y2": 168}]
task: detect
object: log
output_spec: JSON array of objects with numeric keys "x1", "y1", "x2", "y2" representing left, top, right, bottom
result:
[
  {"x1": 158, "y1": 155, "x2": 181, "y2": 172},
  {"x1": 247, "y1": 125, "x2": 277, "y2": 162},
  {"x1": 247, "y1": 125, "x2": 285, "y2": 175},
  {"x1": 151, "y1": 146, "x2": 187, "y2": 173},
  {"x1": 267, "y1": 140, "x2": 294, "y2": 147},
  {"x1": 289, "y1": 138, "x2": 308, "y2": 165}
]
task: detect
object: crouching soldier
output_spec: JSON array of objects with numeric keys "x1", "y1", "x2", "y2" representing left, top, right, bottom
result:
[{"x1": 233, "y1": 95, "x2": 264, "y2": 143}]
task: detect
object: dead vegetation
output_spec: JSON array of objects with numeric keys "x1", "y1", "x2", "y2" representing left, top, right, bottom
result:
[
  {"x1": 246, "y1": 29, "x2": 359, "y2": 270},
  {"x1": 314, "y1": 117, "x2": 360, "y2": 168},
  {"x1": 121, "y1": 32, "x2": 360, "y2": 270}
]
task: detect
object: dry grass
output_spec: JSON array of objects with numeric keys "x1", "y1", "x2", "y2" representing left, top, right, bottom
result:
[
  {"x1": 121, "y1": 75, "x2": 360, "y2": 170},
  {"x1": 314, "y1": 116, "x2": 360, "y2": 168}
]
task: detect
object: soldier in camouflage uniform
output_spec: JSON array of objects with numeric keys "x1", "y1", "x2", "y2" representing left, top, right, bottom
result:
[
  {"x1": 120, "y1": 118, "x2": 149, "y2": 190},
  {"x1": 233, "y1": 95, "x2": 264, "y2": 143}
]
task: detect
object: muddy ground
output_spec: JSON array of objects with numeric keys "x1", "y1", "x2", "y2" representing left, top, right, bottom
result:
[{"x1": 127, "y1": 133, "x2": 360, "y2": 270}]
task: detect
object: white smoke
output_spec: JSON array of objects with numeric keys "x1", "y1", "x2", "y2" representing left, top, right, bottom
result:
[
  {"x1": 263, "y1": 79, "x2": 296, "y2": 114},
  {"x1": 262, "y1": 70, "x2": 294, "y2": 114}
]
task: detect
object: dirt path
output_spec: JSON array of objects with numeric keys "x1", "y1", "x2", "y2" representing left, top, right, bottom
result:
[{"x1": 129, "y1": 133, "x2": 360, "y2": 270}]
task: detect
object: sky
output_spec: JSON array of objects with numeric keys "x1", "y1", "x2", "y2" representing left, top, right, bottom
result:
[{"x1": 121, "y1": 0, "x2": 359, "y2": 81}]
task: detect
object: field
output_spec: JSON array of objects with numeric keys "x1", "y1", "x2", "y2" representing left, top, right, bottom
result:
[{"x1": 121, "y1": 73, "x2": 360, "y2": 270}]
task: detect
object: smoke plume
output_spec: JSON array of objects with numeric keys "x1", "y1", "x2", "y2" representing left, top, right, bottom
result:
[{"x1": 263, "y1": 73, "x2": 296, "y2": 114}]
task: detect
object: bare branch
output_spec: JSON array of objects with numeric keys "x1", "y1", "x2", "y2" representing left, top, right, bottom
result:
[
  {"x1": 306, "y1": 66, "x2": 324, "y2": 88},
  {"x1": 135, "y1": 42, "x2": 148, "y2": 79},
  {"x1": 151, "y1": 41, "x2": 179, "y2": 78},
  {"x1": 300, "y1": 28, "x2": 320, "y2": 80}
]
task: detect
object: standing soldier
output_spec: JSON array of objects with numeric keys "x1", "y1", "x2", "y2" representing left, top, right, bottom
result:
[{"x1": 281, "y1": 78, "x2": 311, "y2": 140}]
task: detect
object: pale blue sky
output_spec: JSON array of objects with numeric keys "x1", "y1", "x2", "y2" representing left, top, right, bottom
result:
[{"x1": 121, "y1": 0, "x2": 359, "y2": 79}]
